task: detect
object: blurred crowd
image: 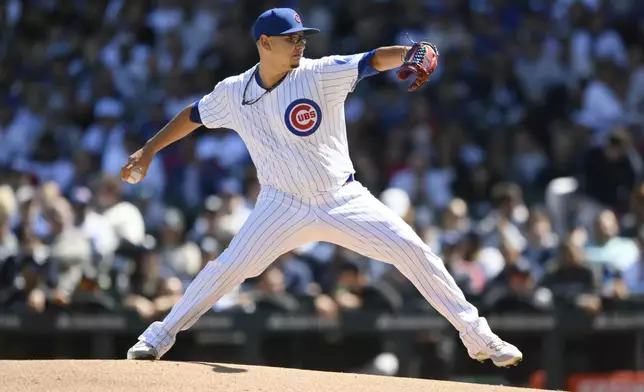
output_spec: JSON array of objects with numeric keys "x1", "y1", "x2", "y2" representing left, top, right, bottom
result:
[{"x1": 2, "y1": 0, "x2": 644, "y2": 324}]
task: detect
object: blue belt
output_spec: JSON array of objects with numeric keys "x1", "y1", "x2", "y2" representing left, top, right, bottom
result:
[{"x1": 344, "y1": 173, "x2": 355, "y2": 185}]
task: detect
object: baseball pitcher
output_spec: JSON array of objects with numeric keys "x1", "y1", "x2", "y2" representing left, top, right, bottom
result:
[{"x1": 121, "y1": 8, "x2": 522, "y2": 368}]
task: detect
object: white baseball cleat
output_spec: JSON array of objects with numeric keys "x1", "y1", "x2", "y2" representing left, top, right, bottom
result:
[
  {"x1": 126, "y1": 341, "x2": 158, "y2": 360},
  {"x1": 473, "y1": 340, "x2": 523, "y2": 368}
]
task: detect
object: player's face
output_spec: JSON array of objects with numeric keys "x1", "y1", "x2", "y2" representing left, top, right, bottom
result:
[{"x1": 272, "y1": 33, "x2": 307, "y2": 69}]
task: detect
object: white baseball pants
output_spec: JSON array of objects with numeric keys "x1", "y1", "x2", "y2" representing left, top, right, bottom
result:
[{"x1": 139, "y1": 180, "x2": 499, "y2": 357}]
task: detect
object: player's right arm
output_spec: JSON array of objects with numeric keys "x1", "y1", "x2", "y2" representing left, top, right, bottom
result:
[{"x1": 120, "y1": 81, "x2": 232, "y2": 183}]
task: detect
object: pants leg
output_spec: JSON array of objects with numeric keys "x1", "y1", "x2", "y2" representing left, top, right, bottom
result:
[
  {"x1": 314, "y1": 182, "x2": 497, "y2": 356},
  {"x1": 139, "y1": 187, "x2": 316, "y2": 357}
]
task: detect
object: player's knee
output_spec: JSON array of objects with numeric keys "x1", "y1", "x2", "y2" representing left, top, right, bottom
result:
[
  {"x1": 245, "y1": 259, "x2": 272, "y2": 278},
  {"x1": 396, "y1": 234, "x2": 427, "y2": 252},
  {"x1": 395, "y1": 237, "x2": 436, "y2": 261},
  {"x1": 202, "y1": 249, "x2": 235, "y2": 275},
  {"x1": 203, "y1": 248, "x2": 268, "y2": 280}
]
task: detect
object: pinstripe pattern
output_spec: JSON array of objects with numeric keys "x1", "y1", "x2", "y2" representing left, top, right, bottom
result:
[
  {"x1": 135, "y1": 54, "x2": 503, "y2": 360},
  {"x1": 196, "y1": 55, "x2": 368, "y2": 198},
  {"x1": 307, "y1": 182, "x2": 499, "y2": 354},
  {"x1": 138, "y1": 181, "x2": 500, "y2": 358},
  {"x1": 139, "y1": 187, "x2": 316, "y2": 357},
  {"x1": 198, "y1": 81, "x2": 233, "y2": 129},
  {"x1": 316, "y1": 183, "x2": 494, "y2": 351}
]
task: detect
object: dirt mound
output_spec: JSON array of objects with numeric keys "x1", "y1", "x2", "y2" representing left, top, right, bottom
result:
[{"x1": 0, "y1": 360, "x2": 552, "y2": 392}]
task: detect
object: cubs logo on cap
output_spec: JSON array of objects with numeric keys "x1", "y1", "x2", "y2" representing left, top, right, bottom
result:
[
  {"x1": 284, "y1": 98, "x2": 322, "y2": 137},
  {"x1": 294, "y1": 13, "x2": 301, "y2": 23}
]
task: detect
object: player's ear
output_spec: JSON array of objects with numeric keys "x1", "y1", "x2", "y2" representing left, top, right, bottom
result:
[{"x1": 261, "y1": 36, "x2": 271, "y2": 51}]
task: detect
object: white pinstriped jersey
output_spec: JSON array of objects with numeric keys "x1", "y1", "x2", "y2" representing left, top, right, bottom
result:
[{"x1": 196, "y1": 52, "x2": 376, "y2": 197}]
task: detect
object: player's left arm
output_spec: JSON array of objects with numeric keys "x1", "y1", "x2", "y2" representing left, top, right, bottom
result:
[
  {"x1": 369, "y1": 45, "x2": 412, "y2": 71},
  {"x1": 314, "y1": 49, "x2": 397, "y2": 101},
  {"x1": 315, "y1": 43, "x2": 437, "y2": 101}
]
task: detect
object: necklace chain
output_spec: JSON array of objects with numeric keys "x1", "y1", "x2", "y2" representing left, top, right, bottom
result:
[{"x1": 241, "y1": 65, "x2": 288, "y2": 106}]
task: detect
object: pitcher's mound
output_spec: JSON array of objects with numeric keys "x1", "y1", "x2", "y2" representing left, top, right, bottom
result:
[{"x1": 0, "y1": 360, "x2": 551, "y2": 392}]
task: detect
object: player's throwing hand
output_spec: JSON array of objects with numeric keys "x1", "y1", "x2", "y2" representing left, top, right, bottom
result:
[{"x1": 120, "y1": 148, "x2": 154, "y2": 184}]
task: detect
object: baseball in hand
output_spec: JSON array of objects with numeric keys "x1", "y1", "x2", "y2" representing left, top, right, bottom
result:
[{"x1": 126, "y1": 168, "x2": 143, "y2": 184}]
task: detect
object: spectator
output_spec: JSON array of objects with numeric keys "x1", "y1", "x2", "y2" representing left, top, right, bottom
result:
[
  {"x1": 389, "y1": 148, "x2": 455, "y2": 213},
  {"x1": 437, "y1": 198, "x2": 471, "y2": 240},
  {"x1": 481, "y1": 260, "x2": 547, "y2": 315},
  {"x1": 82, "y1": 98, "x2": 127, "y2": 159},
  {"x1": 189, "y1": 194, "x2": 223, "y2": 243},
  {"x1": 541, "y1": 239, "x2": 602, "y2": 314},
  {"x1": 445, "y1": 231, "x2": 489, "y2": 296},
  {"x1": 70, "y1": 186, "x2": 119, "y2": 266},
  {"x1": 584, "y1": 209, "x2": 639, "y2": 274},
  {"x1": 241, "y1": 266, "x2": 300, "y2": 313},
  {"x1": 619, "y1": 182, "x2": 644, "y2": 237},
  {"x1": 623, "y1": 226, "x2": 644, "y2": 298},
  {"x1": 0, "y1": 98, "x2": 33, "y2": 169},
  {"x1": 578, "y1": 129, "x2": 639, "y2": 212},
  {"x1": 67, "y1": 185, "x2": 120, "y2": 303},
  {"x1": 0, "y1": 233, "x2": 54, "y2": 313},
  {"x1": 123, "y1": 243, "x2": 183, "y2": 320},
  {"x1": 626, "y1": 45, "x2": 644, "y2": 124},
  {"x1": 209, "y1": 189, "x2": 252, "y2": 245},
  {"x1": 331, "y1": 259, "x2": 402, "y2": 313},
  {"x1": 522, "y1": 209, "x2": 558, "y2": 281},
  {"x1": 509, "y1": 127, "x2": 548, "y2": 191},
  {"x1": 465, "y1": 229, "x2": 505, "y2": 282},
  {"x1": 93, "y1": 175, "x2": 146, "y2": 247},
  {"x1": 477, "y1": 182, "x2": 528, "y2": 252},
  {"x1": 534, "y1": 122, "x2": 578, "y2": 191},
  {"x1": 157, "y1": 207, "x2": 202, "y2": 287},
  {"x1": 42, "y1": 197, "x2": 92, "y2": 308},
  {"x1": 0, "y1": 187, "x2": 19, "y2": 303},
  {"x1": 271, "y1": 251, "x2": 317, "y2": 297}
]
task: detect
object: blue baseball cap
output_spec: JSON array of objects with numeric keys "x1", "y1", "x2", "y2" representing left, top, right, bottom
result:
[{"x1": 252, "y1": 8, "x2": 320, "y2": 42}]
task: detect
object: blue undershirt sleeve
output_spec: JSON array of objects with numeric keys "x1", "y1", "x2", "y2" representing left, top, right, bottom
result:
[
  {"x1": 189, "y1": 101, "x2": 202, "y2": 124},
  {"x1": 357, "y1": 49, "x2": 379, "y2": 80}
]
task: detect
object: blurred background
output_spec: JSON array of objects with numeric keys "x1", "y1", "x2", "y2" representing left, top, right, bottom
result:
[{"x1": 1, "y1": 0, "x2": 644, "y2": 390}]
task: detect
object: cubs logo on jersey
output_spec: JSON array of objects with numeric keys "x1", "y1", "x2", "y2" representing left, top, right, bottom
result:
[{"x1": 284, "y1": 98, "x2": 322, "y2": 137}]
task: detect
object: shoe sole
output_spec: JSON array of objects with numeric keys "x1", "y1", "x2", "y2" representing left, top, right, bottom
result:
[
  {"x1": 127, "y1": 351, "x2": 158, "y2": 360},
  {"x1": 127, "y1": 355, "x2": 157, "y2": 360},
  {"x1": 478, "y1": 355, "x2": 523, "y2": 368},
  {"x1": 494, "y1": 355, "x2": 523, "y2": 368}
]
